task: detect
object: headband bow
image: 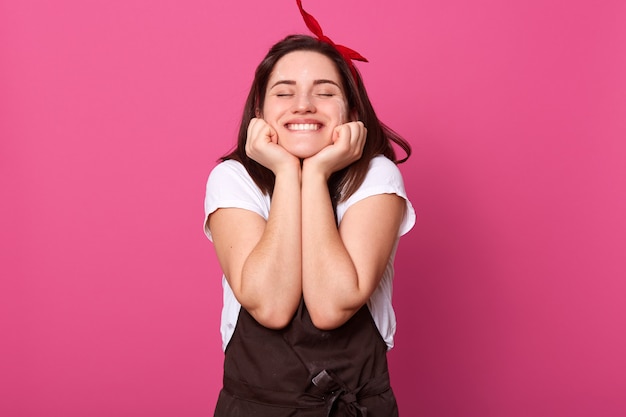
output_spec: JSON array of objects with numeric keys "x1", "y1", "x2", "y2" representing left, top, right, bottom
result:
[{"x1": 296, "y1": 0, "x2": 368, "y2": 81}]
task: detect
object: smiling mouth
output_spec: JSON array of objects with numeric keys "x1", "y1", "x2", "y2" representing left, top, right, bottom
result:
[{"x1": 285, "y1": 123, "x2": 322, "y2": 131}]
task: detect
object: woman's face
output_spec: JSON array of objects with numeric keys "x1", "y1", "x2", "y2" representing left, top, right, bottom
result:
[{"x1": 260, "y1": 50, "x2": 350, "y2": 159}]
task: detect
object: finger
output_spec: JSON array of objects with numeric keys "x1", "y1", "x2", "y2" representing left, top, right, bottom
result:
[
  {"x1": 332, "y1": 124, "x2": 343, "y2": 144},
  {"x1": 349, "y1": 122, "x2": 360, "y2": 145},
  {"x1": 335, "y1": 123, "x2": 352, "y2": 145},
  {"x1": 266, "y1": 125, "x2": 278, "y2": 144},
  {"x1": 248, "y1": 119, "x2": 272, "y2": 145},
  {"x1": 347, "y1": 122, "x2": 366, "y2": 158},
  {"x1": 352, "y1": 121, "x2": 365, "y2": 138},
  {"x1": 247, "y1": 118, "x2": 263, "y2": 141},
  {"x1": 251, "y1": 119, "x2": 276, "y2": 145},
  {"x1": 246, "y1": 118, "x2": 268, "y2": 155},
  {"x1": 350, "y1": 121, "x2": 365, "y2": 143}
]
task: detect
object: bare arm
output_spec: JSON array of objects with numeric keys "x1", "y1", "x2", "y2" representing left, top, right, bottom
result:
[
  {"x1": 208, "y1": 119, "x2": 302, "y2": 329},
  {"x1": 301, "y1": 122, "x2": 405, "y2": 329},
  {"x1": 301, "y1": 172, "x2": 404, "y2": 329}
]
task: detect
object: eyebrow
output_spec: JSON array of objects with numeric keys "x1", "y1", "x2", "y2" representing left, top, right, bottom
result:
[
  {"x1": 314, "y1": 79, "x2": 342, "y2": 88},
  {"x1": 269, "y1": 79, "x2": 342, "y2": 90}
]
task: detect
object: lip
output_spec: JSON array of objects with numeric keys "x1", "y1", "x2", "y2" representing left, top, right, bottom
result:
[{"x1": 284, "y1": 118, "x2": 323, "y2": 125}]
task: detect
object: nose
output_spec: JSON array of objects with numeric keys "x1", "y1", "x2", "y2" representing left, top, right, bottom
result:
[{"x1": 292, "y1": 93, "x2": 316, "y2": 113}]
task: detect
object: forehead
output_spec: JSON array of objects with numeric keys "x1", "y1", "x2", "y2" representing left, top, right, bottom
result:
[{"x1": 268, "y1": 50, "x2": 342, "y2": 84}]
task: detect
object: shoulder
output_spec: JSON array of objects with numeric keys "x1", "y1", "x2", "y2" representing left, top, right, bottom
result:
[
  {"x1": 206, "y1": 160, "x2": 267, "y2": 198},
  {"x1": 369, "y1": 154, "x2": 398, "y2": 170},
  {"x1": 208, "y1": 159, "x2": 251, "y2": 185},
  {"x1": 351, "y1": 155, "x2": 409, "y2": 201},
  {"x1": 337, "y1": 155, "x2": 415, "y2": 235},
  {"x1": 364, "y1": 155, "x2": 405, "y2": 185},
  {"x1": 204, "y1": 160, "x2": 271, "y2": 239}
]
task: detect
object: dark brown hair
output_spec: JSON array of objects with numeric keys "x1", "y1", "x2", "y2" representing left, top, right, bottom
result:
[{"x1": 221, "y1": 34, "x2": 411, "y2": 203}]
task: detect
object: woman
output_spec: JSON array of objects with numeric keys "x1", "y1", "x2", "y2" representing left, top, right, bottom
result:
[{"x1": 203, "y1": 2, "x2": 415, "y2": 415}]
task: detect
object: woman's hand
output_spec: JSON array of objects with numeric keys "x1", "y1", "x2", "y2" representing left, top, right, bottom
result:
[
  {"x1": 303, "y1": 121, "x2": 367, "y2": 179},
  {"x1": 245, "y1": 118, "x2": 299, "y2": 174}
]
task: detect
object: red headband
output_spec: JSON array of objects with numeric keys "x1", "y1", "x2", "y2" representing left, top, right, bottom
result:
[{"x1": 296, "y1": 0, "x2": 368, "y2": 81}]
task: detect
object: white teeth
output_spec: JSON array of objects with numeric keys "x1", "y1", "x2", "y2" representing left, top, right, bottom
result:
[{"x1": 286, "y1": 123, "x2": 320, "y2": 131}]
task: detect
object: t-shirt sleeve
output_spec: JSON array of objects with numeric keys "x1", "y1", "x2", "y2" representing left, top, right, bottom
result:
[
  {"x1": 203, "y1": 160, "x2": 270, "y2": 241},
  {"x1": 337, "y1": 156, "x2": 416, "y2": 236}
]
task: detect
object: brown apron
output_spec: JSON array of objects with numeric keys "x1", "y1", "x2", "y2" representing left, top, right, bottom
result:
[{"x1": 214, "y1": 299, "x2": 399, "y2": 417}]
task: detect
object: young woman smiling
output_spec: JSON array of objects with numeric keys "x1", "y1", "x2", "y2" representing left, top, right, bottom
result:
[{"x1": 203, "y1": 2, "x2": 415, "y2": 416}]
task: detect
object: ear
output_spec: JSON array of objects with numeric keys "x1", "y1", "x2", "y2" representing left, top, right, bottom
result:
[{"x1": 255, "y1": 108, "x2": 262, "y2": 118}]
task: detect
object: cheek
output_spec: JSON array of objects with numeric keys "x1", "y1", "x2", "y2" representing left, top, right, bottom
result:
[
  {"x1": 259, "y1": 107, "x2": 279, "y2": 127},
  {"x1": 338, "y1": 108, "x2": 347, "y2": 124},
  {"x1": 331, "y1": 98, "x2": 349, "y2": 123}
]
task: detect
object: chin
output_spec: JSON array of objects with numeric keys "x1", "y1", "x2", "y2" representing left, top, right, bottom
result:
[
  {"x1": 282, "y1": 141, "x2": 329, "y2": 160},
  {"x1": 290, "y1": 150, "x2": 320, "y2": 159}
]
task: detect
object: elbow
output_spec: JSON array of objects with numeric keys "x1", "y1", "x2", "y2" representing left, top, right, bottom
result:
[
  {"x1": 250, "y1": 306, "x2": 296, "y2": 330},
  {"x1": 308, "y1": 308, "x2": 353, "y2": 331},
  {"x1": 306, "y1": 293, "x2": 366, "y2": 330}
]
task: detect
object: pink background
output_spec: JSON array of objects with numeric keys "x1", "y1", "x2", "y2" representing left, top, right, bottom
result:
[{"x1": 2, "y1": 0, "x2": 625, "y2": 416}]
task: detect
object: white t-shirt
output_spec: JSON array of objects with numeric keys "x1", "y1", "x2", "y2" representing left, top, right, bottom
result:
[{"x1": 204, "y1": 155, "x2": 415, "y2": 351}]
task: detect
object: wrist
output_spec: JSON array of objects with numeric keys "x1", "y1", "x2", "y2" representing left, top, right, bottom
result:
[
  {"x1": 273, "y1": 158, "x2": 302, "y2": 178},
  {"x1": 301, "y1": 159, "x2": 331, "y2": 183}
]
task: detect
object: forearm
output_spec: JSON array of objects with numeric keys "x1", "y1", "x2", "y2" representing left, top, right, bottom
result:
[
  {"x1": 240, "y1": 168, "x2": 302, "y2": 328},
  {"x1": 301, "y1": 168, "x2": 363, "y2": 329}
]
